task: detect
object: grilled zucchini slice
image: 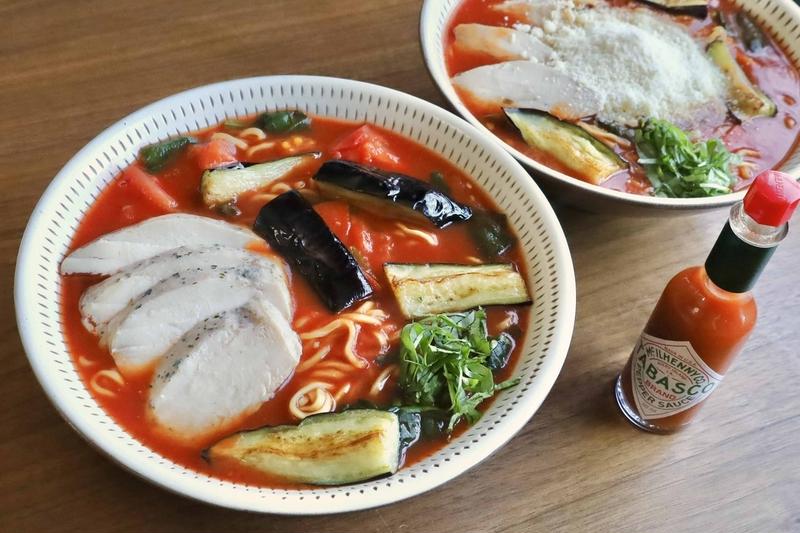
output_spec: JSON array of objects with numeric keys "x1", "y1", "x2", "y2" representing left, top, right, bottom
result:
[
  {"x1": 707, "y1": 28, "x2": 776, "y2": 120},
  {"x1": 384, "y1": 263, "x2": 531, "y2": 318},
  {"x1": 201, "y1": 152, "x2": 320, "y2": 207},
  {"x1": 206, "y1": 410, "x2": 400, "y2": 485},
  {"x1": 504, "y1": 108, "x2": 626, "y2": 185}
]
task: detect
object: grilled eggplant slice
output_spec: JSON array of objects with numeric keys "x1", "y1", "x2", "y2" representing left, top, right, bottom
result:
[
  {"x1": 201, "y1": 152, "x2": 320, "y2": 207},
  {"x1": 707, "y1": 28, "x2": 777, "y2": 119},
  {"x1": 384, "y1": 263, "x2": 531, "y2": 318},
  {"x1": 206, "y1": 410, "x2": 400, "y2": 485},
  {"x1": 253, "y1": 190, "x2": 372, "y2": 312},
  {"x1": 639, "y1": 0, "x2": 707, "y2": 17},
  {"x1": 504, "y1": 108, "x2": 626, "y2": 185},
  {"x1": 313, "y1": 160, "x2": 472, "y2": 228}
]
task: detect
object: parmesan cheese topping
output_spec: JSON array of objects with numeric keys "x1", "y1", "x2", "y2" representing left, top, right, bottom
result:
[{"x1": 516, "y1": 1, "x2": 727, "y2": 126}]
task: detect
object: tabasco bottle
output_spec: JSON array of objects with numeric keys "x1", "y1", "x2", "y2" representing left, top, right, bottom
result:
[{"x1": 615, "y1": 170, "x2": 800, "y2": 433}]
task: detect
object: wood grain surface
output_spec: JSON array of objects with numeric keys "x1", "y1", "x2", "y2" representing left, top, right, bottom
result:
[{"x1": 1, "y1": 1, "x2": 798, "y2": 532}]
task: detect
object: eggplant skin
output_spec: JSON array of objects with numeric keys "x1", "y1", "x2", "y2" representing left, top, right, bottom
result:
[
  {"x1": 253, "y1": 190, "x2": 373, "y2": 312},
  {"x1": 639, "y1": 0, "x2": 707, "y2": 17},
  {"x1": 313, "y1": 160, "x2": 472, "y2": 228}
]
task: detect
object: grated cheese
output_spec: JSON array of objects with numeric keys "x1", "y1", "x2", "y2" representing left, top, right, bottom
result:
[{"x1": 515, "y1": 1, "x2": 727, "y2": 126}]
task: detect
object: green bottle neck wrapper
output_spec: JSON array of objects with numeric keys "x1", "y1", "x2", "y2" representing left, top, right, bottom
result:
[{"x1": 704, "y1": 221, "x2": 777, "y2": 293}]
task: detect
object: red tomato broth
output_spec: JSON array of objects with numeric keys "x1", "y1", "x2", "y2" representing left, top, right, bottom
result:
[
  {"x1": 60, "y1": 115, "x2": 531, "y2": 489},
  {"x1": 444, "y1": 0, "x2": 800, "y2": 195}
]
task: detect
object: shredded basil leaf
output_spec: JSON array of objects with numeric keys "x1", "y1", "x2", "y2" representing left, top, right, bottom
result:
[
  {"x1": 255, "y1": 110, "x2": 310, "y2": 134},
  {"x1": 634, "y1": 118, "x2": 741, "y2": 198},
  {"x1": 398, "y1": 310, "x2": 519, "y2": 432},
  {"x1": 468, "y1": 211, "x2": 515, "y2": 258},
  {"x1": 429, "y1": 171, "x2": 451, "y2": 194},
  {"x1": 138, "y1": 136, "x2": 196, "y2": 173}
]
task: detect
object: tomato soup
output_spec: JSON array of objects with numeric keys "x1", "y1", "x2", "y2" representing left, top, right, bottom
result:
[
  {"x1": 444, "y1": 0, "x2": 800, "y2": 196},
  {"x1": 61, "y1": 114, "x2": 531, "y2": 488}
]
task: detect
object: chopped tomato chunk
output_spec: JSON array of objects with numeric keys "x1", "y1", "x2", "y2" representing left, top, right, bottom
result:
[
  {"x1": 193, "y1": 139, "x2": 238, "y2": 170},
  {"x1": 313, "y1": 200, "x2": 352, "y2": 244},
  {"x1": 350, "y1": 213, "x2": 392, "y2": 278},
  {"x1": 330, "y1": 125, "x2": 401, "y2": 168},
  {"x1": 121, "y1": 166, "x2": 178, "y2": 212}
]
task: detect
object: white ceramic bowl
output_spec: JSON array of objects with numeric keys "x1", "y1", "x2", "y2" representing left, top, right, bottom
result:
[
  {"x1": 420, "y1": 0, "x2": 800, "y2": 213},
  {"x1": 15, "y1": 76, "x2": 576, "y2": 514}
]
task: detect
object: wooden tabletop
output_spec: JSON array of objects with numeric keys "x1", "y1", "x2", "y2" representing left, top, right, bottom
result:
[{"x1": 2, "y1": 1, "x2": 799, "y2": 531}]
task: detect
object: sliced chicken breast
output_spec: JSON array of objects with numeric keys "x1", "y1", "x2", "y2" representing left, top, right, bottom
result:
[
  {"x1": 79, "y1": 245, "x2": 291, "y2": 334},
  {"x1": 454, "y1": 23, "x2": 553, "y2": 62},
  {"x1": 103, "y1": 262, "x2": 285, "y2": 376},
  {"x1": 492, "y1": 0, "x2": 561, "y2": 26},
  {"x1": 61, "y1": 214, "x2": 256, "y2": 276},
  {"x1": 148, "y1": 300, "x2": 301, "y2": 441},
  {"x1": 452, "y1": 60, "x2": 601, "y2": 119}
]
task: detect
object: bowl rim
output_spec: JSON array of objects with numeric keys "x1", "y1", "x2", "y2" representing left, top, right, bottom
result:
[
  {"x1": 419, "y1": 0, "x2": 800, "y2": 210},
  {"x1": 15, "y1": 75, "x2": 577, "y2": 514}
]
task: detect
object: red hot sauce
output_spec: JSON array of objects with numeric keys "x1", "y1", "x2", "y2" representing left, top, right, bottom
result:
[{"x1": 615, "y1": 171, "x2": 800, "y2": 433}]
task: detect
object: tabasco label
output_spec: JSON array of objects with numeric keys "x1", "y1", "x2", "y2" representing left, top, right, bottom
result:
[{"x1": 630, "y1": 333, "x2": 724, "y2": 419}]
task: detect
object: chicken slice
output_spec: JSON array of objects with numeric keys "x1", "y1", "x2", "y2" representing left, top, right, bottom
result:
[
  {"x1": 103, "y1": 263, "x2": 284, "y2": 376},
  {"x1": 452, "y1": 60, "x2": 601, "y2": 119},
  {"x1": 148, "y1": 300, "x2": 301, "y2": 441},
  {"x1": 79, "y1": 245, "x2": 291, "y2": 334},
  {"x1": 61, "y1": 214, "x2": 256, "y2": 276},
  {"x1": 453, "y1": 23, "x2": 553, "y2": 62}
]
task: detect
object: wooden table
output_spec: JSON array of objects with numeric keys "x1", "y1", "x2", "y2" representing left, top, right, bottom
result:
[{"x1": 2, "y1": 1, "x2": 798, "y2": 531}]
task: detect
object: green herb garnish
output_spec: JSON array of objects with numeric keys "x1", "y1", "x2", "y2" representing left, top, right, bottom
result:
[
  {"x1": 634, "y1": 118, "x2": 741, "y2": 198},
  {"x1": 255, "y1": 110, "x2": 311, "y2": 134},
  {"x1": 429, "y1": 171, "x2": 451, "y2": 194},
  {"x1": 398, "y1": 310, "x2": 518, "y2": 431},
  {"x1": 468, "y1": 210, "x2": 515, "y2": 258},
  {"x1": 138, "y1": 136, "x2": 196, "y2": 173}
]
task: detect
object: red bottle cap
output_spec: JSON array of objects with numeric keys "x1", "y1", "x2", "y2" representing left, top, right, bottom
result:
[{"x1": 743, "y1": 170, "x2": 800, "y2": 227}]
